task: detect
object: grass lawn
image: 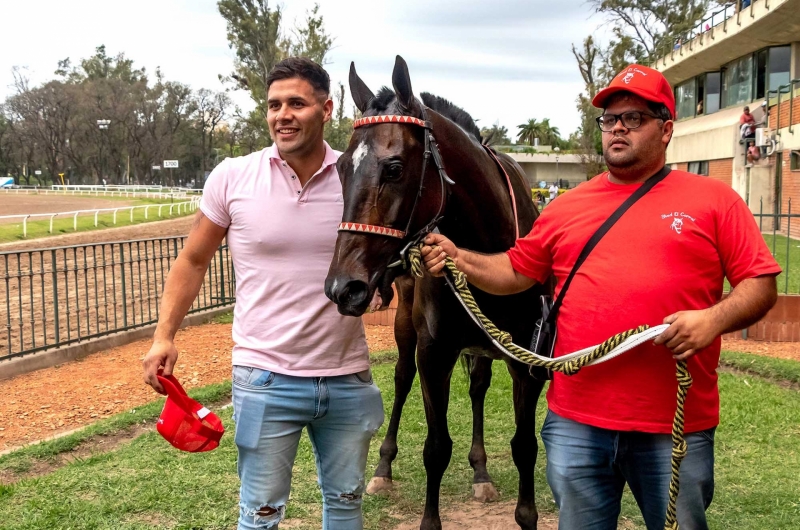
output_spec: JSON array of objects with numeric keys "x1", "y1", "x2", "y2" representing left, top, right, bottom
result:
[
  {"x1": 1, "y1": 352, "x2": 799, "y2": 529},
  {"x1": 762, "y1": 233, "x2": 800, "y2": 294},
  {"x1": 0, "y1": 198, "x2": 196, "y2": 244}
]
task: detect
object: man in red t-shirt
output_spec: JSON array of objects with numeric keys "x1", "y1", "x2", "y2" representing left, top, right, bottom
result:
[{"x1": 420, "y1": 65, "x2": 779, "y2": 529}]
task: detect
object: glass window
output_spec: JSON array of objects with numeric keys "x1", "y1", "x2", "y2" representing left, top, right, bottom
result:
[
  {"x1": 688, "y1": 161, "x2": 709, "y2": 176},
  {"x1": 791, "y1": 151, "x2": 800, "y2": 171},
  {"x1": 705, "y1": 72, "x2": 721, "y2": 114},
  {"x1": 696, "y1": 75, "x2": 706, "y2": 116},
  {"x1": 675, "y1": 80, "x2": 696, "y2": 120},
  {"x1": 724, "y1": 55, "x2": 753, "y2": 107},
  {"x1": 755, "y1": 49, "x2": 768, "y2": 99},
  {"x1": 768, "y1": 46, "x2": 791, "y2": 93}
]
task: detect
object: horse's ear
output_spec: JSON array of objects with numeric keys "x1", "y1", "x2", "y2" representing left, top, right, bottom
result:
[
  {"x1": 392, "y1": 55, "x2": 415, "y2": 111},
  {"x1": 349, "y1": 62, "x2": 374, "y2": 114}
]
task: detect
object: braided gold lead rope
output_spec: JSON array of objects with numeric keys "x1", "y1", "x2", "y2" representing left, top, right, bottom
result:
[{"x1": 408, "y1": 246, "x2": 693, "y2": 530}]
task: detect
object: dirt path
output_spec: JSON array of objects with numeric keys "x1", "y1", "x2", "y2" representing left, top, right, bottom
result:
[
  {"x1": 391, "y1": 500, "x2": 559, "y2": 530},
  {"x1": 0, "y1": 324, "x2": 395, "y2": 451}
]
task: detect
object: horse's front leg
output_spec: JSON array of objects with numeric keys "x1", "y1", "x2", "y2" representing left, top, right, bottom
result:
[
  {"x1": 368, "y1": 277, "x2": 417, "y2": 494},
  {"x1": 467, "y1": 355, "x2": 499, "y2": 502},
  {"x1": 418, "y1": 339, "x2": 460, "y2": 530},
  {"x1": 507, "y1": 361, "x2": 546, "y2": 530}
]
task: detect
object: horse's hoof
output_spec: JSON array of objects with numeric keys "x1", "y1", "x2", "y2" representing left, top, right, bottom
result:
[
  {"x1": 366, "y1": 476, "x2": 394, "y2": 495},
  {"x1": 472, "y1": 482, "x2": 499, "y2": 502}
]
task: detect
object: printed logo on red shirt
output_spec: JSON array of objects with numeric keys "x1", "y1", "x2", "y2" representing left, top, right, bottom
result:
[{"x1": 661, "y1": 211, "x2": 696, "y2": 235}]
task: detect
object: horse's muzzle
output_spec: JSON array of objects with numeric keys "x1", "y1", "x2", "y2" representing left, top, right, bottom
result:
[{"x1": 325, "y1": 276, "x2": 371, "y2": 316}]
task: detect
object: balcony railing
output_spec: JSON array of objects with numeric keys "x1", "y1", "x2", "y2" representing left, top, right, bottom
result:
[{"x1": 655, "y1": 1, "x2": 761, "y2": 67}]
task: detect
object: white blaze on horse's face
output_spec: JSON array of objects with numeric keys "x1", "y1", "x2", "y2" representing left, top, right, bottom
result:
[{"x1": 352, "y1": 141, "x2": 369, "y2": 174}]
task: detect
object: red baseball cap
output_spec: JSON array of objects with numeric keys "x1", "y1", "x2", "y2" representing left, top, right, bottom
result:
[
  {"x1": 156, "y1": 373, "x2": 224, "y2": 452},
  {"x1": 592, "y1": 65, "x2": 676, "y2": 120}
]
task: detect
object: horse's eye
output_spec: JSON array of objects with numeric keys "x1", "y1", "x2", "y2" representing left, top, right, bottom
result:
[{"x1": 384, "y1": 163, "x2": 403, "y2": 181}]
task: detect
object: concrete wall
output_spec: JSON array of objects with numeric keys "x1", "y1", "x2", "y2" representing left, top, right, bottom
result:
[
  {"x1": 791, "y1": 41, "x2": 800, "y2": 79},
  {"x1": 516, "y1": 162, "x2": 587, "y2": 188},
  {"x1": 667, "y1": 106, "x2": 743, "y2": 163}
]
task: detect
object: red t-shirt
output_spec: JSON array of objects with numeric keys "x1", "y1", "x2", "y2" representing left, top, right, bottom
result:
[{"x1": 507, "y1": 170, "x2": 780, "y2": 433}]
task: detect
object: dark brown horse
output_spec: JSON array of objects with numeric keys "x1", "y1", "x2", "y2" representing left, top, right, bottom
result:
[
  {"x1": 372, "y1": 276, "x2": 499, "y2": 502},
  {"x1": 325, "y1": 56, "x2": 547, "y2": 530}
]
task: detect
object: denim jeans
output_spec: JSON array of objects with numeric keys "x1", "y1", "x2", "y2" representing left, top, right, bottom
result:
[
  {"x1": 541, "y1": 410, "x2": 715, "y2": 530},
  {"x1": 231, "y1": 365, "x2": 384, "y2": 530}
]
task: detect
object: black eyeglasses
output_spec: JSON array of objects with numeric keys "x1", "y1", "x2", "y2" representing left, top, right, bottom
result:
[{"x1": 595, "y1": 111, "x2": 662, "y2": 132}]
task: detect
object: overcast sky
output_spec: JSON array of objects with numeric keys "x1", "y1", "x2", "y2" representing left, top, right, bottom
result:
[{"x1": 0, "y1": 0, "x2": 609, "y2": 138}]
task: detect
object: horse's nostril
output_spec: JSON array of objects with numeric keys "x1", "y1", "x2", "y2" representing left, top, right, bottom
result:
[{"x1": 344, "y1": 280, "x2": 369, "y2": 307}]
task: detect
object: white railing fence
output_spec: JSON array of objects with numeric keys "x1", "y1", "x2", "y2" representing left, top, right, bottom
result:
[
  {"x1": 0, "y1": 187, "x2": 196, "y2": 200},
  {"x1": 0, "y1": 197, "x2": 201, "y2": 238}
]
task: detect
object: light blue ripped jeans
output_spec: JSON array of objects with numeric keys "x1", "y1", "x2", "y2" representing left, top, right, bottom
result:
[{"x1": 231, "y1": 365, "x2": 384, "y2": 530}]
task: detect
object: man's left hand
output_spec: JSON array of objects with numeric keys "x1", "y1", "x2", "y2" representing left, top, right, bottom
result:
[{"x1": 654, "y1": 310, "x2": 721, "y2": 361}]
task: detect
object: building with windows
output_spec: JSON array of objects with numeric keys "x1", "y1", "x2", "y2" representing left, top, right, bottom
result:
[{"x1": 653, "y1": 0, "x2": 800, "y2": 237}]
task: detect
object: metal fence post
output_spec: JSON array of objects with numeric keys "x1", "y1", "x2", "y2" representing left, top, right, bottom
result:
[
  {"x1": 787, "y1": 198, "x2": 792, "y2": 294},
  {"x1": 120, "y1": 244, "x2": 128, "y2": 328},
  {"x1": 51, "y1": 249, "x2": 60, "y2": 344},
  {"x1": 218, "y1": 246, "x2": 226, "y2": 304}
]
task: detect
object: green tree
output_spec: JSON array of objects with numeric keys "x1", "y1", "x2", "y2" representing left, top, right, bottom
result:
[
  {"x1": 218, "y1": 0, "x2": 284, "y2": 119},
  {"x1": 480, "y1": 121, "x2": 511, "y2": 146},
  {"x1": 288, "y1": 4, "x2": 333, "y2": 65},
  {"x1": 517, "y1": 118, "x2": 545, "y2": 146},
  {"x1": 590, "y1": 0, "x2": 716, "y2": 65},
  {"x1": 572, "y1": 36, "x2": 606, "y2": 178},
  {"x1": 324, "y1": 83, "x2": 354, "y2": 151},
  {"x1": 217, "y1": 0, "x2": 333, "y2": 123},
  {"x1": 539, "y1": 118, "x2": 561, "y2": 146}
]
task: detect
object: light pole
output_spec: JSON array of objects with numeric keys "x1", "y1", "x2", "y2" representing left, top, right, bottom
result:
[
  {"x1": 554, "y1": 146, "x2": 561, "y2": 187},
  {"x1": 97, "y1": 119, "x2": 110, "y2": 186}
]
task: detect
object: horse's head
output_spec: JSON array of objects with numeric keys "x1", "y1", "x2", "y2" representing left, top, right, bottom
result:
[{"x1": 325, "y1": 56, "x2": 445, "y2": 316}]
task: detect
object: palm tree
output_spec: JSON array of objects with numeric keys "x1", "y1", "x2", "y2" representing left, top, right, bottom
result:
[
  {"x1": 540, "y1": 118, "x2": 562, "y2": 147},
  {"x1": 517, "y1": 119, "x2": 545, "y2": 146}
]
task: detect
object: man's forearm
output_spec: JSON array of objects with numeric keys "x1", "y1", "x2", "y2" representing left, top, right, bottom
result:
[
  {"x1": 454, "y1": 250, "x2": 536, "y2": 295},
  {"x1": 153, "y1": 257, "x2": 213, "y2": 342},
  {"x1": 708, "y1": 276, "x2": 777, "y2": 334}
]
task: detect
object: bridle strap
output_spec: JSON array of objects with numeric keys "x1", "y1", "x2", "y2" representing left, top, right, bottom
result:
[
  {"x1": 336, "y1": 222, "x2": 405, "y2": 239},
  {"x1": 338, "y1": 107, "x2": 453, "y2": 261},
  {"x1": 353, "y1": 115, "x2": 430, "y2": 129}
]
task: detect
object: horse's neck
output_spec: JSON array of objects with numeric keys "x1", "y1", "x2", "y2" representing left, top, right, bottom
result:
[{"x1": 431, "y1": 114, "x2": 517, "y2": 252}]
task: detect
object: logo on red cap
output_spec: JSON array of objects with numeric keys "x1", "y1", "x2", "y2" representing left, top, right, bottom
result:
[
  {"x1": 592, "y1": 64, "x2": 675, "y2": 120},
  {"x1": 156, "y1": 372, "x2": 225, "y2": 453}
]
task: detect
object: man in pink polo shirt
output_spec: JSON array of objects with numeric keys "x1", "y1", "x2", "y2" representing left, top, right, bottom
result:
[{"x1": 142, "y1": 57, "x2": 384, "y2": 530}]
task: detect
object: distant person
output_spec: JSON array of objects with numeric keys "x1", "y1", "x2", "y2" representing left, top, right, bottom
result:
[
  {"x1": 696, "y1": 100, "x2": 704, "y2": 116},
  {"x1": 740, "y1": 106, "x2": 756, "y2": 139},
  {"x1": 548, "y1": 182, "x2": 559, "y2": 202},
  {"x1": 742, "y1": 0, "x2": 752, "y2": 8},
  {"x1": 747, "y1": 141, "x2": 761, "y2": 165}
]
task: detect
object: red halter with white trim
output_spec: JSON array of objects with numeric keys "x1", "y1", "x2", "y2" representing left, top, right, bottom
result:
[
  {"x1": 337, "y1": 110, "x2": 520, "y2": 268},
  {"x1": 337, "y1": 114, "x2": 437, "y2": 241}
]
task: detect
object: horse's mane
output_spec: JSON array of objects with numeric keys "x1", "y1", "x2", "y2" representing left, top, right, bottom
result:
[{"x1": 369, "y1": 87, "x2": 482, "y2": 142}]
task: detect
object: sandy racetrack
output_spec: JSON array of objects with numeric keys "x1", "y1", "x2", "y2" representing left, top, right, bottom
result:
[{"x1": 0, "y1": 194, "x2": 138, "y2": 224}]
